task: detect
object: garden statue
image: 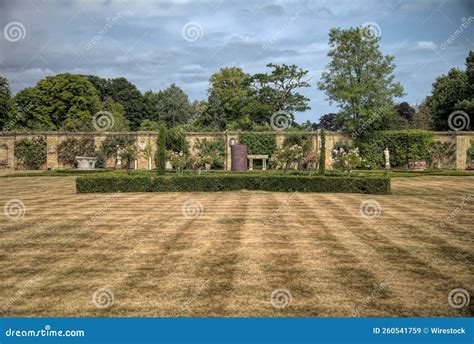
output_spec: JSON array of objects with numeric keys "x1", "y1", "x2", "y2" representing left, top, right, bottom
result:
[
  {"x1": 116, "y1": 146, "x2": 122, "y2": 170},
  {"x1": 384, "y1": 147, "x2": 390, "y2": 170}
]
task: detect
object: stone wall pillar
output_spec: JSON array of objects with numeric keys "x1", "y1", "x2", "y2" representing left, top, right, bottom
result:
[{"x1": 455, "y1": 135, "x2": 470, "y2": 170}]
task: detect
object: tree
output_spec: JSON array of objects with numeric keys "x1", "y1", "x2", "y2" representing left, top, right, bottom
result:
[
  {"x1": 394, "y1": 102, "x2": 415, "y2": 123},
  {"x1": 426, "y1": 68, "x2": 469, "y2": 130},
  {"x1": 140, "y1": 119, "x2": 161, "y2": 131},
  {"x1": 106, "y1": 77, "x2": 145, "y2": 130},
  {"x1": 0, "y1": 77, "x2": 16, "y2": 131},
  {"x1": 144, "y1": 84, "x2": 192, "y2": 128},
  {"x1": 100, "y1": 97, "x2": 130, "y2": 132},
  {"x1": 318, "y1": 27, "x2": 404, "y2": 133},
  {"x1": 317, "y1": 113, "x2": 342, "y2": 131},
  {"x1": 411, "y1": 100, "x2": 433, "y2": 130},
  {"x1": 205, "y1": 67, "x2": 255, "y2": 129},
  {"x1": 319, "y1": 129, "x2": 326, "y2": 174},
  {"x1": 14, "y1": 74, "x2": 101, "y2": 131},
  {"x1": 252, "y1": 63, "x2": 310, "y2": 120},
  {"x1": 156, "y1": 123, "x2": 166, "y2": 175}
]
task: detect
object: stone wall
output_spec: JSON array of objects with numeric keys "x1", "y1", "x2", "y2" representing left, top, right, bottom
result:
[{"x1": 0, "y1": 131, "x2": 473, "y2": 171}]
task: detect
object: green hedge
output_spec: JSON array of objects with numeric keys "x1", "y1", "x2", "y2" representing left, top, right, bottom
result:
[
  {"x1": 355, "y1": 130, "x2": 434, "y2": 169},
  {"x1": 239, "y1": 132, "x2": 276, "y2": 155},
  {"x1": 76, "y1": 175, "x2": 390, "y2": 194}
]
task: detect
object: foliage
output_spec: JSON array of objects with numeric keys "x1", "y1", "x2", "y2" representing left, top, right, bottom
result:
[
  {"x1": 355, "y1": 130, "x2": 434, "y2": 169},
  {"x1": 283, "y1": 133, "x2": 311, "y2": 152},
  {"x1": 143, "y1": 84, "x2": 192, "y2": 128},
  {"x1": 139, "y1": 119, "x2": 161, "y2": 131},
  {"x1": 317, "y1": 113, "x2": 342, "y2": 131},
  {"x1": 14, "y1": 74, "x2": 101, "y2": 131},
  {"x1": 411, "y1": 100, "x2": 433, "y2": 130},
  {"x1": 271, "y1": 144, "x2": 304, "y2": 173},
  {"x1": 468, "y1": 141, "x2": 474, "y2": 165},
  {"x1": 100, "y1": 97, "x2": 130, "y2": 132},
  {"x1": 100, "y1": 134, "x2": 136, "y2": 158},
  {"x1": 120, "y1": 145, "x2": 137, "y2": 173},
  {"x1": 57, "y1": 137, "x2": 95, "y2": 165},
  {"x1": 156, "y1": 124, "x2": 166, "y2": 175},
  {"x1": 167, "y1": 151, "x2": 188, "y2": 172},
  {"x1": 166, "y1": 127, "x2": 188, "y2": 153},
  {"x1": 430, "y1": 141, "x2": 456, "y2": 169},
  {"x1": 0, "y1": 76, "x2": 16, "y2": 131},
  {"x1": 318, "y1": 27, "x2": 404, "y2": 133},
  {"x1": 303, "y1": 150, "x2": 320, "y2": 174},
  {"x1": 76, "y1": 174, "x2": 391, "y2": 194},
  {"x1": 394, "y1": 102, "x2": 415, "y2": 123},
  {"x1": 319, "y1": 129, "x2": 326, "y2": 174},
  {"x1": 333, "y1": 147, "x2": 364, "y2": 173},
  {"x1": 239, "y1": 132, "x2": 276, "y2": 155},
  {"x1": 14, "y1": 136, "x2": 47, "y2": 170},
  {"x1": 196, "y1": 136, "x2": 225, "y2": 168}
]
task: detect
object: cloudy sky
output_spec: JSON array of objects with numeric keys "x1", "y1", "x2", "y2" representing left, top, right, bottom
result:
[{"x1": 0, "y1": 0, "x2": 473, "y2": 123}]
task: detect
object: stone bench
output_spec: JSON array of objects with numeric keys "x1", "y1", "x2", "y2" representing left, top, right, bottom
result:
[{"x1": 248, "y1": 154, "x2": 269, "y2": 170}]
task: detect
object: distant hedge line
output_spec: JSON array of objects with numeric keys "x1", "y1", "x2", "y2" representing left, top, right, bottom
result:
[{"x1": 76, "y1": 175, "x2": 391, "y2": 194}]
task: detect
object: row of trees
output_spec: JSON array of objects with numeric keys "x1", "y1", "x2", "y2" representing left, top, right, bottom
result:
[{"x1": 0, "y1": 26, "x2": 472, "y2": 134}]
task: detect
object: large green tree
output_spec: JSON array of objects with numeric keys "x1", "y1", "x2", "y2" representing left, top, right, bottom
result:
[
  {"x1": 15, "y1": 73, "x2": 101, "y2": 131},
  {"x1": 143, "y1": 84, "x2": 192, "y2": 128},
  {"x1": 0, "y1": 77, "x2": 16, "y2": 131},
  {"x1": 318, "y1": 27, "x2": 404, "y2": 133}
]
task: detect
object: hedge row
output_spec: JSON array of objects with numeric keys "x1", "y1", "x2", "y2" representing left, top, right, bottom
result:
[{"x1": 76, "y1": 175, "x2": 391, "y2": 194}]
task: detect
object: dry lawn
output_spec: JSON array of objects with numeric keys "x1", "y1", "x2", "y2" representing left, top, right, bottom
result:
[{"x1": 0, "y1": 176, "x2": 472, "y2": 317}]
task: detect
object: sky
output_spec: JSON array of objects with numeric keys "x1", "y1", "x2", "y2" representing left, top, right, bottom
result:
[{"x1": 0, "y1": 0, "x2": 473, "y2": 123}]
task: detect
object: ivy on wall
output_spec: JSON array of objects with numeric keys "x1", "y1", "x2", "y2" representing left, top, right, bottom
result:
[
  {"x1": 57, "y1": 137, "x2": 95, "y2": 165},
  {"x1": 239, "y1": 132, "x2": 276, "y2": 155},
  {"x1": 14, "y1": 136, "x2": 47, "y2": 170}
]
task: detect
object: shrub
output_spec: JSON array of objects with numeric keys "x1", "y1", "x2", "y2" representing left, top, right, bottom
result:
[
  {"x1": 196, "y1": 137, "x2": 225, "y2": 169},
  {"x1": 166, "y1": 127, "x2": 188, "y2": 153},
  {"x1": 101, "y1": 134, "x2": 136, "y2": 158},
  {"x1": 271, "y1": 145, "x2": 304, "y2": 173},
  {"x1": 120, "y1": 145, "x2": 137, "y2": 173},
  {"x1": 156, "y1": 124, "x2": 166, "y2": 175},
  {"x1": 319, "y1": 129, "x2": 326, "y2": 174},
  {"x1": 283, "y1": 133, "x2": 311, "y2": 152},
  {"x1": 240, "y1": 132, "x2": 276, "y2": 155},
  {"x1": 430, "y1": 141, "x2": 456, "y2": 169},
  {"x1": 468, "y1": 141, "x2": 474, "y2": 165},
  {"x1": 355, "y1": 130, "x2": 434, "y2": 169},
  {"x1": 14, "y1": 136, "x2": 47, "y2": 170},
  {"x1": 57, "y1": 137, "x2": 95, "y2": 165},
  {"x1": 167, "y1": 151, "x2": 187, "y2": 172},
  {"x1": 333, "y1": 147, "x2": 363, "y2": 173},
  {"x1": 76, "y1": 174, "x2": 391, "y2": 194}
]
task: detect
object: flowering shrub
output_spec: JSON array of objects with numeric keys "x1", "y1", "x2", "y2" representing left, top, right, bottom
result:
[
  {"x1": 333, "y1": 147, "x2": 363, "y2": 173},
  {"x1": 271, "y1": 144, "x2": 304, "y2": 173},
  {"x1": 167, "y1": 151, "x2": 188, "y2": 172},
  {"x1": 303, "y1": 150, "x2": 320, "y2": 175}
]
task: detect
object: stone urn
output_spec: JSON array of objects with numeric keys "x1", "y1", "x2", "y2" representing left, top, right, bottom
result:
[{"x1": 76, "y1": 156, "x2": 98, "y2": 170}]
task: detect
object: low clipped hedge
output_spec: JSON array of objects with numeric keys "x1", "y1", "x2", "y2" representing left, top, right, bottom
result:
[{"x1": 76, "y1": 175, "x2": 391, "y2": 194}]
